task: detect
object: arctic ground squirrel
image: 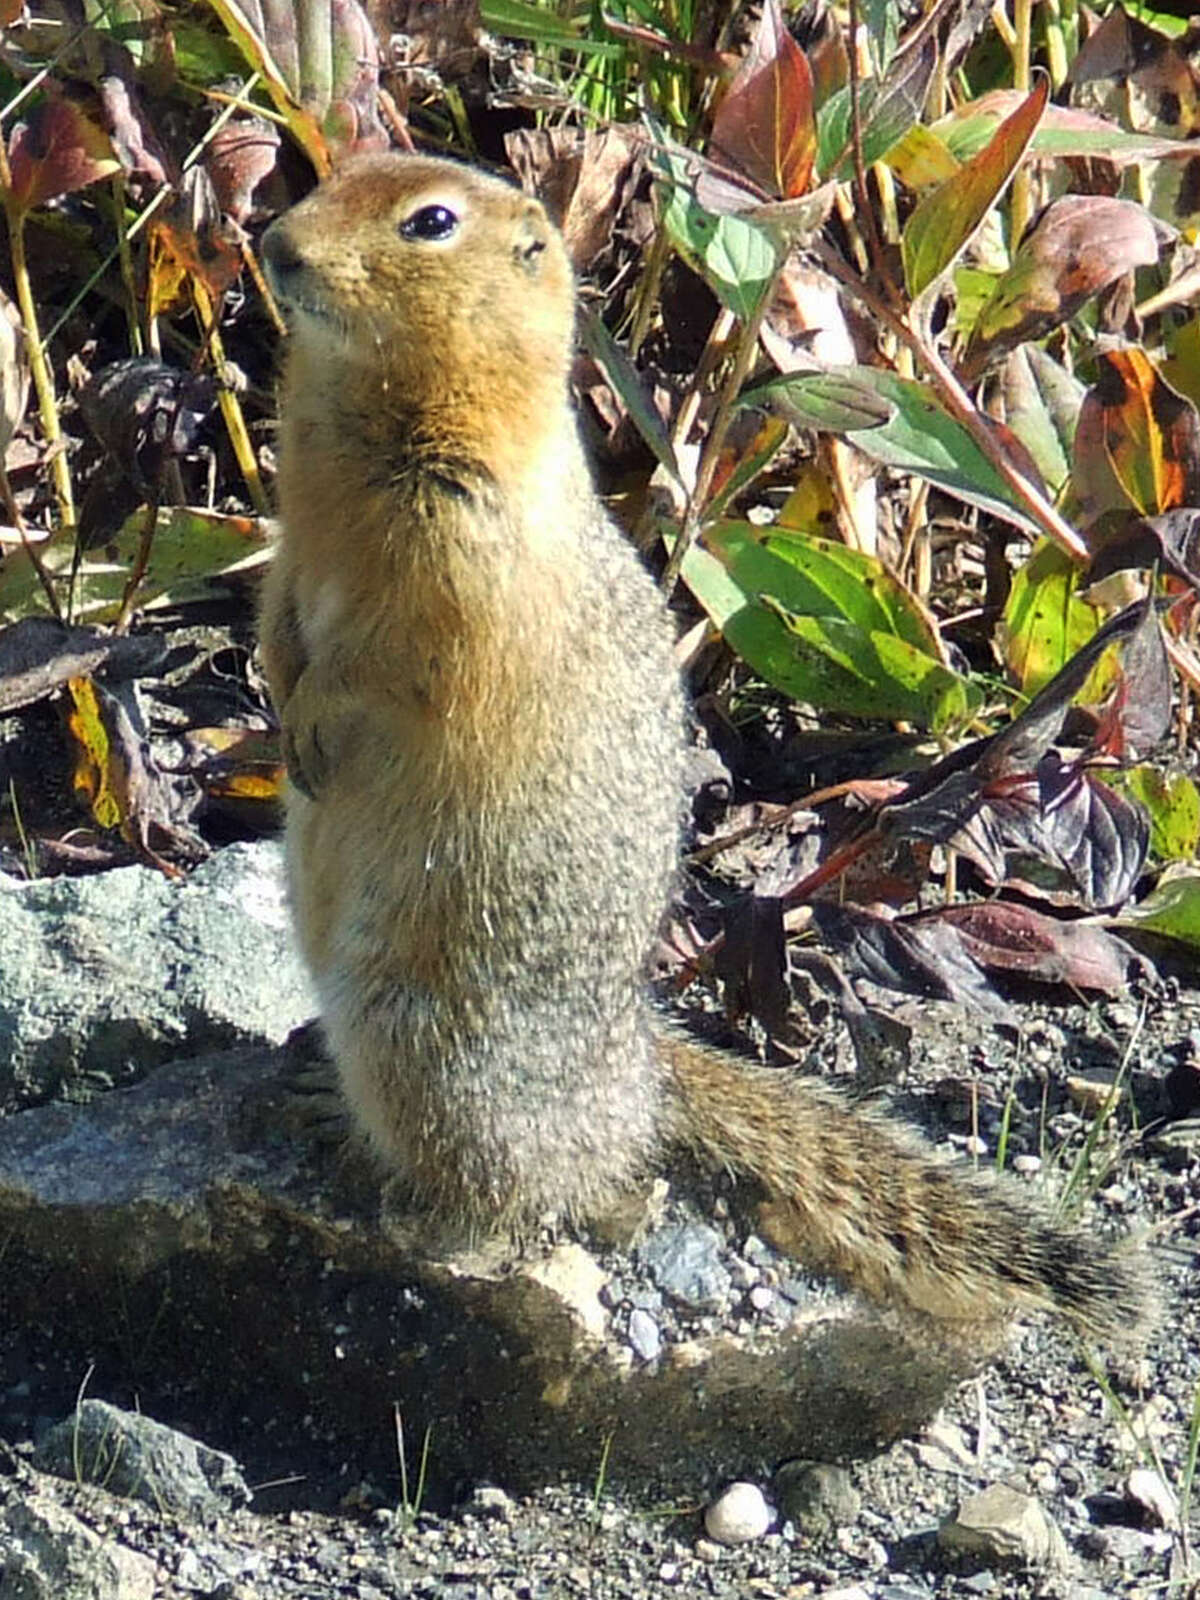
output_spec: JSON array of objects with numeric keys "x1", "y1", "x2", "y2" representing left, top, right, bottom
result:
[{"x1": 259, "y1": 151, "x2": 1150, "y2": 1340}]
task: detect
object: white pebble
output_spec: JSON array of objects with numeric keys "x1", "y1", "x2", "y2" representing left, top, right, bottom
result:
[
  {"x1": 1125, "y1": 1467, "x2": 1179, "y2": 1529},
  {"x1": 704, "y1": 1481, "x2": 773, "y2": 1544},
  {"x1": 1012, "y1": 1154, "x2": 1042, "y2": 1176}
]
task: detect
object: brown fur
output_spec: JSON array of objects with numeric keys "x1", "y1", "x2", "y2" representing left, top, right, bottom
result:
[{"x1": 260, "y1": 152, "x2": 1151, "y2": 1338}]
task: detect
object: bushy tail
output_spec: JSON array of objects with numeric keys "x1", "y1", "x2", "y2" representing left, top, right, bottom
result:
[{"x1": 655, "y1": 1024, "x2": 1154, "y2": 1343}]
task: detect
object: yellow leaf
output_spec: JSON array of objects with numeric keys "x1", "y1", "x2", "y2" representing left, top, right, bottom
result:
[{"x1": 66, "y1": 677, "x2": 124, "y2": 833}]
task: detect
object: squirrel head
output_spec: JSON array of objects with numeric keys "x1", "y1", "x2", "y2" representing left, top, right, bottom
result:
[{"x1": 262, "y1": 153, "x2": 576, "y2": 401}]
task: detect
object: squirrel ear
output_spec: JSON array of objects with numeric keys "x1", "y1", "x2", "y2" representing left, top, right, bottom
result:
[{"x1": 514, "y1": 205, "x2": 554, "y2": 273}]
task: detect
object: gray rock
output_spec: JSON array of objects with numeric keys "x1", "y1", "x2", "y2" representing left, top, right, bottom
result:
[
  {"x1": 639, "y1": 1223, "x2": 731, "y2": 1311},
  {"x1": 0, "y1": 1042, "x2": 981, "y2": 1493},
  {"x1": 468, "y1": 1486, "x2": 515, "y2": 1519},
  {"x1": 0, "y1": 1491, "x2": 157, "y2": 1600},
  {"x1": 774, "y1": 1460, "x2": 862, "y2": 1535},
  {"x1": 0, "y1": 840, "x2": 313, "y2": 1107},
  {"x1": 34, "y1": 1399, "x2": 250, "y2": 1518}
]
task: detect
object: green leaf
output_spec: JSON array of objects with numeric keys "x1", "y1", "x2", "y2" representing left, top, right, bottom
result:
[
  {"x1": 952, "y1": 266, "x2": 1002, "y2": 342},
  {"x1": 659, "y1": 159, "x2": 779, "y2": 319},
  {"x1": 1115, "y1": 768, "x2": 1200, "y2": 862},
  {"x1": 1002, "y1": 540, "x2": 1104, "y2": 697},
  {"x1": 760, "y1": 524, "x2": 941, "y2": 654},
  {"x1": 0, "y1": 507, "x2": 270, "y2": 622},
  {"x1": 480, "y1": 0, "x2": 622, "y2": 55},
  {"x1": 168, "y1": 18, "x2": 249, "y2": 86},
  {"x1": 1000, "y1": 347, "x2": 1076, "y2": 496},
  {"x1": 578, "y1": 309, "x2": 681, "y2": 485},
  {"x1": 936, "y1": 95, "x2": 1196, "y2": 165},
  {"x1": 747, "y1": 367, "x2": 1040, "y2": 531},
  {"x1": 816, "y1": 81, "x2": 913, "y2": 178},
  {"x1": 865, "y1": 0, "x2": 901, "y2": 73},
  {"x1": 680, "y1": 520, "x2": 980, "y2": 731},
  {"x1": 1001, "y1": 346, "x2": 1084, "y2": 497},
  {"x1": 1116, "y1": 873, "x2": 1200, "y2": 951},
  {"x1": 815, "y1": 37, "x2": 934, "y2": 181}
]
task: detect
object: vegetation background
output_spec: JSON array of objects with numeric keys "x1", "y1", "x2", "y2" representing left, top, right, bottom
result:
[{"x1": 2, "y1": 0, "x2": 1200, "y2": 1010}]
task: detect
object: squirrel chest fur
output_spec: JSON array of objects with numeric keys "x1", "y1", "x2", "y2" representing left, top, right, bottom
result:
[{"x1": 261, "y1": 151, "x2": 1150, "y2": 1340}]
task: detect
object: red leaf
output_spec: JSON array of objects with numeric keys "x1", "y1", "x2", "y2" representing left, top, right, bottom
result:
[
  {"x1": 6, "y1": 96, "x2": 120, "y2": 214},
  {"x1": 925, "y1": 902, "x2": 1133, "y2": 993},
  {"x1": 709, "y1": 0, "x2": 816, "y2": 200}
]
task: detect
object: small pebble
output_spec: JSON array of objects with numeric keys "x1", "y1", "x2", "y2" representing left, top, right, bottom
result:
[
  {"x1": 469, "y1": 1485, "x2": 514, "y2": 1519},
  {"x1": 938, "y1": 1484, "x2": 1067, "y2": 1569},
  {"x1": 704, "y1": 1481, "x2": 773, "y2": 1545},
  {"x1": 627, "y1": 1307, "x2": 662, "y2": 1363},
  {"x1": 1011, "y1": 1153, "x2": 1041, "y2": 1176},
  {"x1": 1066, "y1": 1071, "x2": 1120, "y2": 1114},
  {"x1": 728, "y1": 1256, "x2": 758, "y2": 1289},
  {"x1": 775, "y1": 1460, "x2": 861, "y2": 1533},
  {"x1": 748, "y1": 1284, "x2": 775, "y2": 1312}
]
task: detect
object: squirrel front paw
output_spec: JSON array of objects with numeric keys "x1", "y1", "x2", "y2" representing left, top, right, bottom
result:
[
  {"x1": 280, "y1": 692, "x2": 339, "y2": 800},
  {"x1": 281, "y1": 715, "x2": 329, "y2": 800}
]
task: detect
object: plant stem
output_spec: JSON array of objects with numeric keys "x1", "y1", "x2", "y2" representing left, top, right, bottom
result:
[
  {"x1": 662, "y1": 265, "x2": 781, "y2": 593},
  {"x1": 0, "y1": 464, "x2": 63, "y2": 620},
  {"x1": 192, "y1": 277, "x2": 270, "y2": 514},
  {"x1": 1, "y1": 196, "x2": 76, "y2": 533},
  {"x1": 1009, "y1": 0, "x2": 1033, "y2": 245}
]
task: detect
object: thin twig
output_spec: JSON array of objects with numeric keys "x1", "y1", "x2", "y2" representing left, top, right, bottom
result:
[
  {"x1": 0, "y1": 140, "x2": 76, "y2": 537},
  {"x1": 0, "y1": 463, "x2": 63, "y2": 620},
  {"x1": 846, "y1": 0, "x2": 887, "y2": 284},
  {"x1": 114, "y1": 497, "x2": 160, "y2": 634}
]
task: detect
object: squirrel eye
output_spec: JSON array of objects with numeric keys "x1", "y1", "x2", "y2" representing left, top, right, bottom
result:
[{"x1": 399, "y1": 204, "x2": 459, "y2": 242}]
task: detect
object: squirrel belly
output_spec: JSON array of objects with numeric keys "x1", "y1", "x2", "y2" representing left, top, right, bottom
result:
[{"x1": 260, "y1": 151, "x2": 1152, "y2": 1341}]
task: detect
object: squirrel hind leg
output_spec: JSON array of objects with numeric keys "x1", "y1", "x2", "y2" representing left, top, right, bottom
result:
[{"x1": 656, "y1": 1024, "x2": 1157, "y2": 1345}]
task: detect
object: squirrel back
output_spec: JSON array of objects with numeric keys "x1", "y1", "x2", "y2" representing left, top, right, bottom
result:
[{"x1": 261, "y1": 153, "x2": 1152, "y2": 1341}]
